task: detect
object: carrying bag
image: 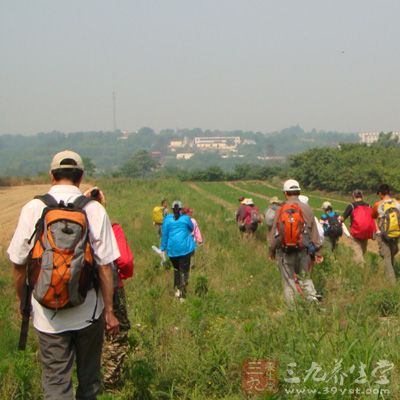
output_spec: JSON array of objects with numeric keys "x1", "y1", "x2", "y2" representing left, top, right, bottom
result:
[
  {"x1": 276, "y1": 203, "x2": 305, "y2": 251},
  {"x1": 29, "y1": 194, "x2": 96, "y2": 311},
  {"x1": 152, "y1": 206, "x2": 164, "y2": 224},
  {"x1": 264, "y1": 206, "x2": 278, "y2": 228},
  {"x1": 251, "y1": 208, "x2": 261, "y2": 224},
  {"x1": 379, "y1": 200, "x2": 400, "y2": 240},
  {"x1": 112, "y1": 223, "x2": 134, "y2": 280},
  {"x1": 325, "y1": 214, "x2": 343, "y2": 238},
  {"x1": 350, "y1": 204, "x2": 376, "y2": 240}
]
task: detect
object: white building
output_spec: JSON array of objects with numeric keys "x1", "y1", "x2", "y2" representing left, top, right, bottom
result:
[
  {"x1": 176, "y1": 153, "x2": 194, "y2": 160},
  {"x1": 359, "y1": 132, "x2": 400, "y2": 145},
  {"x1": 194, "y1": 136, "x2": 241, "y2": 151}
]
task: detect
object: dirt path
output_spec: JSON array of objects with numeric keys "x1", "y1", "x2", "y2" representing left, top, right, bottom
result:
[
  {"x1": 0, "y1": 184, "x2": 91, "y2": 253},
  {"x1": 188, "y1": 182, "x2": 236, "y2": 210},
  {"x1": 225, "y1": 182, "x2": 270, "y2": 201}
]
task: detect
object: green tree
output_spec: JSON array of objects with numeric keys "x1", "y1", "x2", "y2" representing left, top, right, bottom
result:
[
  {"x1": 82, "y1": 157, "x2": 96, "y2": 176},
  {"x1": 120, "y1": 150, "x2": 159, "y2": 178}
]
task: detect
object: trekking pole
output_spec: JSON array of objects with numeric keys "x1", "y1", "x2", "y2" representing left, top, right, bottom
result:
[{"x1": 18, "y1": 270, "x2": 32, "y2": 351}]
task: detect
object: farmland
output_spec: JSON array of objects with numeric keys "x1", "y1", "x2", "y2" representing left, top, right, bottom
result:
[{"x1": 0, "y1": 179, "x2": 399, "y2": 399}]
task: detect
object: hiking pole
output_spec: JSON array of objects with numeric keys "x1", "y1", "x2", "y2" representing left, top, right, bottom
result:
[{"x1": 18, "y1": 276, "x2": 32, "y2": 351}]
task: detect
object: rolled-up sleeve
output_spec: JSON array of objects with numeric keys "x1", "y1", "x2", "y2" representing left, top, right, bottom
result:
[
  {"x1": 7, "y1": 200, "x2": 43, "y2": 265},
  {"x1": 85, "y1": 202, "x2": 120, "y2": 265}
]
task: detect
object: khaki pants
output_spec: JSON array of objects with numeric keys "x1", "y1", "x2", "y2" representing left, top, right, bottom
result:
[
  {"x1": 352, "y1": 238, "x2": 368, "y2": 265},
  {"x1": 377, "y1": 236, "x2": 398, "y2": 284},
  {"x1": 277, "y1": 249, "x2": 317, "y2": 305}
]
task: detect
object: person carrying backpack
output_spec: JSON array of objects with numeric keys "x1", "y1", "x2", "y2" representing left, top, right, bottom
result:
[
  {"x1": 182, "y1": 207, "x2": 203, "y2": 269},
  {"x1": 84, "y1": 187, "x2": 134, "y2": 390},
  {"x1": 236, "y1": 196, "x2": 247, "y2": 232},
  {"x1": 372, "y1": 184, "x2": 400, "y2": 284},
  {"x1": 7, "y1": 151, "x2": 120, "y2": 399},
  {"x1": 161, "y1": 200, "x2": 196, "y2": 301},
  {"x1": 340, "y1": 189, "x2": 376, "y2": 265},
  {"x1": 268, "y1": 179, "x2": 323, "y2": 305},
  {"x1": 243, "y1": 198, "x2": 261, "y2": 237},
  {"x1": 320, "y1": 201, "x2": 343, "y2": 251},
  {"x1": 264, "y1": 197, "x2": 283, "y2": 233},
  {"x1": 152, "y1": 199, "x2": 169, "y2": 238}
]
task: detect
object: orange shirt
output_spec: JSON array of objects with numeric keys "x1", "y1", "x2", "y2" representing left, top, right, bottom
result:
[{"x1": 372, "y1": 196, "x2": 399, "y2": 219}]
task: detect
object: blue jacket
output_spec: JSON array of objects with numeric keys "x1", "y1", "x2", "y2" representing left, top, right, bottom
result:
[{"x1": 160, "y1": 214, "x2": 196, "y2": 257}]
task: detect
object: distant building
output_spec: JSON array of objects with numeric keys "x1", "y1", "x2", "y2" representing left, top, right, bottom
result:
[
  {"x1": 359, "y1": 131, "x2": 400, "y2": 145},
  {"x1": 242, "y1": 139, "x2": 256, "y2": 145},
  {"x1": 257, "y1": 156, "x2": 285, "y2": 161},
  {"x1": 168, "y1": 137, "x2": 193, "y2": 151},
  {"x1": 194, "y1": 136, "x2": 241, "y2": 151},
  {"x1": 176, "y1": 152, "x2": 194, "y2": 160}
]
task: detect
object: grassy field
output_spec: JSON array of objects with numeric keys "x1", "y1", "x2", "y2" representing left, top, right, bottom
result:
[{"x1": 0, "y1": 179, "x2": 399, "y2": 399}]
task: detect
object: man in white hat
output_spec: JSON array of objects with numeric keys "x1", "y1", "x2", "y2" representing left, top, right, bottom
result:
[
  {"x1": 268, "y1": 179, "x2": 323, "y2": 305},
  {"x1": 8, "y1": 150, "x2": 120, "y2": 399}
]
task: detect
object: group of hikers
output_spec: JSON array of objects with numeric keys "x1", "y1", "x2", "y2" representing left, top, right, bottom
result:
[
  {"x1": 7, "y1": 150, "x2": 400, "y2": 399},
  {"x1": 236, "y1": 179, "x2": 400, "y2": 304}
]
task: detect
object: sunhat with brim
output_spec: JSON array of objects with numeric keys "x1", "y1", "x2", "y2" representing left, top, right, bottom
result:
[
  {"x1": 244, "y1": 198, "x2": 254, "y2": 205},
  {"x1": 172, "y1": 200, "x2": 183, "y2": 209},
  {"x1": 298, "y1": 195, "x2": 309, "y2": 205},
  {"x1": 269, "y1": 196, "x2": 281, "y2": 204}
]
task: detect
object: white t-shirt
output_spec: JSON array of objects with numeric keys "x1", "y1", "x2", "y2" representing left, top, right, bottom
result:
[{"x1": 7, "y1": 184, "x2": 120, "y2": 333}]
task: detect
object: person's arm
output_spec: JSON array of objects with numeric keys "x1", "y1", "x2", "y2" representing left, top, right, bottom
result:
[
  {"x1": 160, "y1": 219, "x2": 169, "y2": 251},
  {"x1": 371, "y1": 202, "x2": 379, "y2": 219},
  {"x1": 97, "y1": 264, "x2": 119, "y2": 334},
  {"x1": 340, "y1": 204, "x2": 353, "y2": 222},
  {"x1": 13, "y1": 263, "x2": 26, "y2": 313}
]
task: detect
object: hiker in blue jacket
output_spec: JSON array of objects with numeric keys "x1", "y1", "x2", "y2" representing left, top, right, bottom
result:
[{"x1": 161, "y1": 200, "x2": 196, "y2": 301}]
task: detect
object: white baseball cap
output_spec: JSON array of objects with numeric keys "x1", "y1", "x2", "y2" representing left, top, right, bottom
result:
[
  {"x1": 283, "y1": 179, "x2": 301, "y2": 192},
  {"x1": 322, "y1": 201, "x2": 332, "y2": 210},
  {"x1": 50, "y1": 150, "x2": 84, "y2": 171}
]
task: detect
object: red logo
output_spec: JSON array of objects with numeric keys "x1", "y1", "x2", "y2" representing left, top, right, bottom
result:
[{"x1": 242, "y1": 359, "x2": 279, "y2": 395}]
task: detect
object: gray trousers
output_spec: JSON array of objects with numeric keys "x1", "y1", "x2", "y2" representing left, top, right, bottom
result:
[
  {"x1": 377, "y1": 236, "x2": 398, "y2": 285},
  {"x1": 36, "y1": 315, "x2": 105, "y2": 400},
  {"x1": 352, "y1": 238, "x2": 368, "y2": 265},
  {"x1": 277, "y1": 249, "x2": 317, "y2": 305}
]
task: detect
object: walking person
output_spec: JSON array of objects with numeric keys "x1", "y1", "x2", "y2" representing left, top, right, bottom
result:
[
  {"x1": 320, "y1": 201, "x2": 343, "y2": 251},
  {"x1": 84, "y1": 187, "x2": 134, "y2": 390},
  {"x1": 340, "y1": 189, "x2": 376, "y2": 265},
  {"x1": 268, "y1": 179, "x2": 323, "y2": 305},
  {"x1": 236, "y1": 196, "x2": 247, "y2": 233},
  {"x1": 8, "y1": 150, "x2": 120, "y2": 399},
  {"x1": 182, "y1": 207, "x2": 204, "y2": 269},
  {"x1": 264, "y1": 197, "x2": 283, "y2": 233},
  {"x1": 242, "y1": 198, "x2": 261, "y2": 237},
  {"x1": 161, "y1": 200, "x2": 196, "y2": 301},
  {"x1": 372, "y1": 184, "x2": 400, "y2": 284},
  {"x1": 152, "y1": 199, "x2": 169, "y2": 238}
]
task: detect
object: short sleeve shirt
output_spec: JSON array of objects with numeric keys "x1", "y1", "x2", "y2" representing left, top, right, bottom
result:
[{"x1": 7, "y1": 184, "x2": 120, "y2": 333}]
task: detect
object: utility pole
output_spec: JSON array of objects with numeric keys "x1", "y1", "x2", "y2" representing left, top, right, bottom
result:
[{"x1": 112, "y1": 90, "x2": 117, "y2": 131}]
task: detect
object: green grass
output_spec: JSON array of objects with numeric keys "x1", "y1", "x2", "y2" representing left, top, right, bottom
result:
[{"x1": 0, "y1": 178, "x2": 399, "y2": 399}]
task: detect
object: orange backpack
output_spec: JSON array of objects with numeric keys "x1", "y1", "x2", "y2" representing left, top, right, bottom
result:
[
  {"x1": 276, "y1": 203, "x2": 305, "y2": 251},
  {"x1": 28, "y1": 194, "x2": 96, "y2": 313}
]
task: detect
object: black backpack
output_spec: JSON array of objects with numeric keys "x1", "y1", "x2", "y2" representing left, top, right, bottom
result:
[{"x1": 325, "y1": 214, "x2": 343, "y2": 238}]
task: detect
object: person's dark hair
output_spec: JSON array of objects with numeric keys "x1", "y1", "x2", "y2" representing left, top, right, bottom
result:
[
  {"x1": 173, "y1": 206, "x2": 181, "y2": 220},
  {"x1": 51, "y1": 158, "x2": 83, "y2": 184},
  {"x1": 285, "y1": 190, "x2": 300, "y2": 196},
  {"x1": 52, "y1": 168, "x2": 83, "y2": 184},
  {"x1": 377, "y1": 184, "x2": 390, "y2": 196},
  {"x1": 352, "y1": 189, "x2": 363, "y2": 199},
  {"x1": 161, "y1": 199, "x2": 167, "y2": 206}
]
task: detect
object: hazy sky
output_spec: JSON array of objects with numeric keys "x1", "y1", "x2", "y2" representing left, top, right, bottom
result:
[{"x1": 1, "y1": 0, "x2": 399, "y2": 134}]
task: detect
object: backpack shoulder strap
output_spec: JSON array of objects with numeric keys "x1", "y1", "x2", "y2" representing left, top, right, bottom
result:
[
  {"x1": 34, "y1": 194, "x2": 59, "y2": 208},
  {"x1": 73, "y1": 195, "x2": 93, "y2": 210}
]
